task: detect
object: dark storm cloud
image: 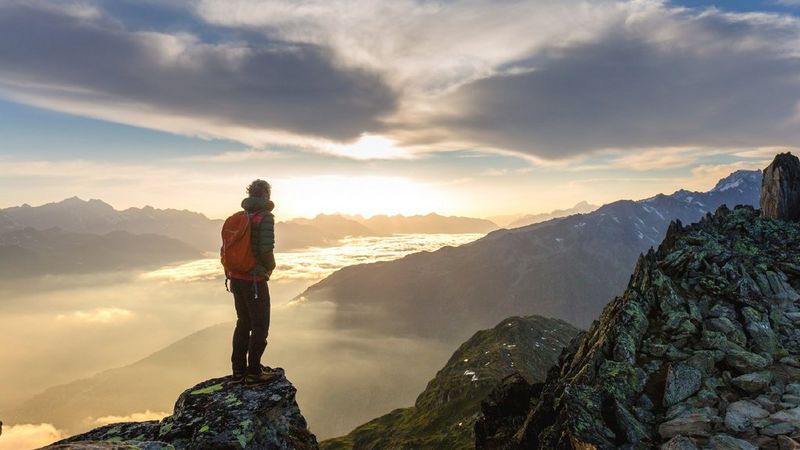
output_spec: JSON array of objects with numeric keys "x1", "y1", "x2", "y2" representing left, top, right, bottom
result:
[
  {"x1": 435, "y1": 11, "x2": 800, "y2": 158},
  {"x1": 0, "y1": 3, "x2": 397, "y2": 141}
]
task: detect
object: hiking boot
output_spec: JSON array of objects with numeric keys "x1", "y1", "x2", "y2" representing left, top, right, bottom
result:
[
  {"x1": 245, "y1": 370, "x2": 279, "y2": 386},
  {"x1": 231, "y1": 371, "x2": 246, "y2": 384}
]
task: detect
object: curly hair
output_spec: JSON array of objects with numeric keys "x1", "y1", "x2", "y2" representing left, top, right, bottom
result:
[{"x1": 247, "y1": 179, "x2": 271, "y2": 199}]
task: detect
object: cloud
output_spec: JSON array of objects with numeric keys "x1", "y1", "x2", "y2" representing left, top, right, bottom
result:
[
  {"x1": 2, "y1": 0, "x2": 800, "y2": 163},
  {"x1": 56, "y1": 307, "x2": 134, "y2": 324},
  {"x1": 0, "y1": 423, "x2": 63, "y2": 450},
  {"x1": 422, "y1": 5, "x2": 800, "y2": 159},
  {"x1": 192, "y1": 0, "x2": 621, "y2": 94},
  {"x1": 182, "y1": 148, "x2": 288, "y2": 163},
  {"x1": 141, "y1": 232, "x2": 481, "y2": 283},
  {"x1": 90, "y1": 410, "x2": 170, "y2": 426},
  {"x1": 687, "y1": 160, "x2": 771, "y2": 190},
  {"x1": 194, "y1": 1, "x2": 800, "y2": 161},
  {"x1": 605, "y1": 147, "x2": 719, "y2": 172},
  {"x1": 733, "y1": 146, "x2": 800, "y2": 159},
  {"x1": 0, "y1": 2, "x2": 396, "y2": 146}
]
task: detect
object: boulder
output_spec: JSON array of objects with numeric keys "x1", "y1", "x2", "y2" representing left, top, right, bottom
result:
[
  {"x1": 661, "y1": 435, "x2": 700, "y2": 450},
  {"x1": 725, "y1": 400, "x2": 770, "y2": 432},
  {"x1": 664, "y1": 364, "x2": 703, "y2": 406},
  {"x1": 771, "y1": 407, "x2": 800, "y2": 427},
  {"x1": 778, "y1": 435, "x2": 800, "y2": 450},
  {"x1": 44, "y1": 369, "x2": 318, "y2": 450},
  {"x1": 731, "y1": 371, "x2": 774, "y2": 393},
  {"x1": 761, "y1": 152, "x2": 800, "y2": 221},
  {"x1": 760, "y1": 421, "x2": 796, "y2": 437},
  {"x1": 709, "y1": 433, "x2": 759, "y2": 450},
  {"x1": 725, "y1": 347, "x2": 769, "y2": 373},
  {"x1": 659, "y1": 413, "x2": 713, "y2": 439}
]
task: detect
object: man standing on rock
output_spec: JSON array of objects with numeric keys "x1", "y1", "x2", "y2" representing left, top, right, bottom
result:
[{"x1": 221, "y1": 179, "x2": 278, "y2": 385}]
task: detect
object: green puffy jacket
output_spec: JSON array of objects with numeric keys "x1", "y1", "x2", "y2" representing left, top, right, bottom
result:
[{"x1": 241, "y1": 196, "x2": 276, "y2": 277}]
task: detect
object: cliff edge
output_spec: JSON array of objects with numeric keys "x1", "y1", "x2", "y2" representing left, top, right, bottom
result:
[{"x1": 43, "y1": 368, "x2": 318, "y2": 450}]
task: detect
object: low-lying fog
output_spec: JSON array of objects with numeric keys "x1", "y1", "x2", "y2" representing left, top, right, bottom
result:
[{"x1": 0, "y1": 233, "x2": 482, "y2": 449}]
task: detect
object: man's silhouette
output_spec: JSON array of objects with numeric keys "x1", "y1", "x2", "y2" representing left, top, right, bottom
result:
[{"x1": 227, "y1": 179, "x2": 277, "y2": 384}]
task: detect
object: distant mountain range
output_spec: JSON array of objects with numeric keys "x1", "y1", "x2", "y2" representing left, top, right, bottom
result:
[
  {"x1": 2, "y1": 197, "x2": 222, "y2": 251},
  {"x1": 356, "y1": 213, "x2": 498, "y2": 234},
  {"x1": 321, "y1": 316, "x2": 580, "y2": 450},
  {"x1": 0, "y1": 198, "x2": 498, "y2": 255},
  {"x1": 295, "y1": 170, "x2": 763, "y2": 339},
  {"x1": 506, "y1": 201, "x2": 597, "y2": 228},
  {"x1": 278, "y1": 213, "x2": 498, "y2": 249},
  {"x1": 0, "y1": 227, "x2": 201, "y2": 277}
]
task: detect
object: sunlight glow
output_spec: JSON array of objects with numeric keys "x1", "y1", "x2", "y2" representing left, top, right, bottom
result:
[
  {"x1": 324, "y1": 134, "x2": 411, "y2": 160},
  {"x1": 275, "y1": 175, "x2": 452, "y2": 218}
]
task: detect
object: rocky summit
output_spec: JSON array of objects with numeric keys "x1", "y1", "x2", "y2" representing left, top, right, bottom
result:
[
  {"x1": 762, "y1": 153, "x2": 800, "y2": 221},
  {"x1": 476, "y1": 205, "x2": 800, "y2": 449},
  {"x1": 43, "y1": 368, "x2": 318, "y2": 450}
]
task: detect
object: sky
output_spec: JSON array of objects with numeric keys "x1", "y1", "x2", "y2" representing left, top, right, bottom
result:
[{"x1": 1, "y1": 0, "x2": 799, "y2": 219}]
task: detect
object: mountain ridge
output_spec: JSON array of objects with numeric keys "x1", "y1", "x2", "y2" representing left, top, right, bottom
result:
[
  {"x1": 1, "y1": 198, "x2": 498, "y2": 253},
  {"x1": 295, "y1": 170, "x2": 763, "y2": 339},
  {"x1": 507, "y1": 201, "x2": 598, "y2": 228}
]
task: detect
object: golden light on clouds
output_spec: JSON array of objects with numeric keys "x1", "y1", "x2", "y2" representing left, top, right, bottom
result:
[
  {"x1": 0, "y1": 423, "x2": 63, "y2": 450},
  {"x1": 55, "y1": 307, "x2": 134, "y2": 324},
  {"x1": 91, "y1": 410, "x2": 170, "y2": 426},
  {"x1": 324, "y1": 134, "x2": 412, "y2": 160}
]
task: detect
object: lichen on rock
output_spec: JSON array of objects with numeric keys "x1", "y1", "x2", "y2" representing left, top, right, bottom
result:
[{"x1": 43, "y1": 368, "x2": 318, "y2": 450}]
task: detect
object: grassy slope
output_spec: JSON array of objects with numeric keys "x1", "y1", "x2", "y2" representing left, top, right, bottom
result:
[{"x1": 322, "y1": 315, "x2": 581, "y2": 450}]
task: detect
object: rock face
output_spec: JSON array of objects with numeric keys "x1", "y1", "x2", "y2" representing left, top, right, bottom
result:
[
  {"x1": 44, "y1": 368, "x2": 318, "y2": 450},
  {"x1": 761, "y1": 153, "x2": 800, "y2": 221},
  {"x1": 475, "y1": 206, "x2": 800, "y2": 450},
  {"x1": 321, "y1": 316, "x2": 580, "y2": 450}
]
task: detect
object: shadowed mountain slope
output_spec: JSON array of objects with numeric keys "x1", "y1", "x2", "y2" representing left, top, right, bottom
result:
[
  {"x1": 507, "y1": 201, "x2": 598, "y2": 228},
  {"x1": 321, "y1": 316, "x2": 580, "y2": 450},
  {"x1": 0, "y1": 227, "x2": 202, "y2": 277},
  {"x1": 296, "y1": 171, "x2": 762, "y2": 339}
]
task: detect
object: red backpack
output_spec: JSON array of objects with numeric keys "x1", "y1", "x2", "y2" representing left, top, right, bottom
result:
[{"x1": 220, "y1": 211, "x2": 259, "y2": 274}]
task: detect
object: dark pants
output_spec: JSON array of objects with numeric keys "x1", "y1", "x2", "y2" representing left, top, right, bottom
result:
[{"x1": 230, "y1": 279, "x2": 270, "y2": 375}]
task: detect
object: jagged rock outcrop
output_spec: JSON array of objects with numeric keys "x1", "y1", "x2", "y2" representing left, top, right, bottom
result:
[
  {"x1": 476, "y1": 206, "x2": 800, "y2": 450},
  {"x1": 761, "y1": 153, "x2": 800, "y2": 221},
  {"x1": 321, "y1": 316, "x2": 580, "y2": 450},
  {"x1": 43, "y1": 368, "x2": 318, "y2": 450}
]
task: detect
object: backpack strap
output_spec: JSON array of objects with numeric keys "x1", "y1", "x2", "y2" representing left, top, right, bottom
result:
[{"x1": 251, "y1": 209, "x2": 268, "y2": 223}]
